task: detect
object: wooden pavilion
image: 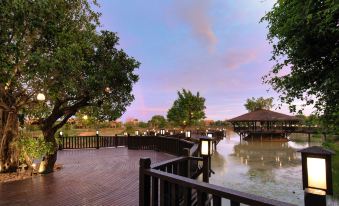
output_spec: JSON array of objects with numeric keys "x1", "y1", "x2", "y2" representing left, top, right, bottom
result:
[{"x1": 228, "y1": 109, "x2": 300, "y2": 141}]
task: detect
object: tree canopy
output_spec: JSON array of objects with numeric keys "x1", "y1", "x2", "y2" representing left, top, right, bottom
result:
[
  {"x1": 0, "y1": 0, "x2": 139, "y2": 172},
  {"x1": 261, "y1": 0, "x2": 339, "y2": 131},
  {"x1": 167, "y1": 89, "x2": 206, "y2": 128},
  {"x1": 148, "y1": 115, "x2": 167, "y2": 129},
  {"x1": 244, "y1": 97, "x2": 274, "y2": 112}
]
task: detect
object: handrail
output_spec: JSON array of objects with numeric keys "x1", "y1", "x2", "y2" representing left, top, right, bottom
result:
[{"x1": 144, "y1": 168, "x2": 297, "y2": 206}]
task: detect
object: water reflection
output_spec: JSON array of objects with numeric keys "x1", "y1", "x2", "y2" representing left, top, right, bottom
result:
[
  {"x1": 234, "y1": 141, "x2": 299, "y2": 168},
  {"x1": 209, "y1": 132, "x2": 339, "y2": 205}
]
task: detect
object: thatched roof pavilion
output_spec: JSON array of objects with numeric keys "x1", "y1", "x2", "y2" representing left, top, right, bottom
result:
[
  {"x1": 229, "y1": 109, "x2": 299, "y2": 122},
  {"x1": 228, "y1": 109, "x2": 301, "y2": 140}
]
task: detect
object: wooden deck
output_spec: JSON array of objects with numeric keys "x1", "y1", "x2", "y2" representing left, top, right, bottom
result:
[{"x1": 0, "y1": 148, "x2": 174, "y2": 206}]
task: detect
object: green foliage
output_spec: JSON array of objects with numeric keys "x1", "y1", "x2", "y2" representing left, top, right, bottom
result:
[
  {"x1": 124, "y1": 122, "x2": 135, "y2": 134},
  {"x1": 148, "y1": 115, "x2": 167, "y2": 129},
  {"x1": 138, "y1": 121, "x2": 148, "y2": 128},
  {"x1": 17, "y1": 136, "x2": 54, "y2": 165},
  {"x1": 167, "y1": 89, "x2": 206, "y2": 128},
  {"x1": 261, "y1": 0, "x2": 339, "y2": 132},
  {"x1": 244, "y1": 97, "x2": 274, "y2": 112},
  {"x1": 323, "y1": 139, "x2": 339, "y2": 197}
]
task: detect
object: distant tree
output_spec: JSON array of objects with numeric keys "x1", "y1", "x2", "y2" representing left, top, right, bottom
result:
[
  {"x1": 212, "y1": 120, "x2": 227, "y2": 127},
  {"x1": 148, "y1": 115, "x2": 167, "y2": 129},
  {"x1": 138, "y1": 121, "x2": 148, "y2": 128},
  {"x1": 261, "y1": 0, "x2": 339, "y2": 132},
  {"x1": 167, "y1": 89, "x2": 206, "y2": 128},
  {"x1": 244, "y1": 97, "x2": 274, "y2": 112}
]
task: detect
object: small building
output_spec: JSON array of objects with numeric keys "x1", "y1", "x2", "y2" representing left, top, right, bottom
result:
[{"x1": 228, "y1": 109, "x2": 300, "y2": 141}]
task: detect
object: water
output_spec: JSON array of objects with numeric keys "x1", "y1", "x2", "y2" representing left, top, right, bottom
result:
[{"x1": 209, "y1": 131, "x2": 339, "y2": 206}]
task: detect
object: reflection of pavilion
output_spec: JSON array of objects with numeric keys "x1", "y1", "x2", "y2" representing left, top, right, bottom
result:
[
  {"x1": 233, "y1": 141, "x2": 300, "y2": 169},
  {"x1": 229, "y1": 109, "x2": 300, "y2": 140}
]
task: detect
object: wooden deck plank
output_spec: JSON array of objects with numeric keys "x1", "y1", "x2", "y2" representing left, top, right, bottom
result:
[{"x1": 0, "y1": 148, "x2": 174, "y2": 206}]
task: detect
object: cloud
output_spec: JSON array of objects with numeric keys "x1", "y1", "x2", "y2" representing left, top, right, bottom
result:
[
  {"x1": 223, "y1": 49, "x2": 258, "y2": 69},
  {"x1": 171, "y1": 0, "x2": 217, "y2": 51}
]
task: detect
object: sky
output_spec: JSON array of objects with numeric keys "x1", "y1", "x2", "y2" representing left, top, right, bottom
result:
[{"x1": 96, "y1": 0, "x2": 312, "y2": 122}]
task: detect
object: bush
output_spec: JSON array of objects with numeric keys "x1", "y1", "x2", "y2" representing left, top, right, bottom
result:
[{"x1": 17, "y1": 136, "x2": 54, "y2": 166}]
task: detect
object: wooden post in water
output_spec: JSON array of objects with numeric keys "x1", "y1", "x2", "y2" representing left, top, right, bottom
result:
[{"x1": 139, "y1": 157, "x2": 151, "y2": 206}]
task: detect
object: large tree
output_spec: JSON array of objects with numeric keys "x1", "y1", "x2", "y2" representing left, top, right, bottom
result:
[
  {"x1": 148, "y1": 115, "x2": 167, "y2": 129},
  {"x1": 261, "y1": 0, "x2": 339, "y2": 131},
  {"x1": 244, "y1": 97, "x2": 274, "y2": 112},
  {"x1": 0, "y1": 1, "x2": 139, "y2": 173},
  {"x1": 167, "y1": 89, "x2": 206, "y2": 128}
]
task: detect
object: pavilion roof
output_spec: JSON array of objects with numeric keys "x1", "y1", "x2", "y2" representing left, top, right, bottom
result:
[{"x1": 228, "y1": 109, "x2": 300, "y2": 122}]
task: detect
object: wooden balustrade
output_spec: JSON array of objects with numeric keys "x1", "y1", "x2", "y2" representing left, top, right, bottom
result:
[
  {"x1": 140, "y1": 156, "x2": 297, "y2": 206},
  {"x1": 59, "y1": 135, "x2": 128, "y2": 149}
]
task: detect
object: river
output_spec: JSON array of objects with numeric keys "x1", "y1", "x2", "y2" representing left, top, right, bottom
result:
[{"x1": 209, "y1": 131, "x2": 339, "y2": 206}]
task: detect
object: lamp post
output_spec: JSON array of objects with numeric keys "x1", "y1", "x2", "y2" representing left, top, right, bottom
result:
[
  {"x1": 298, "y1": 146, "x2": 335, "y2": 206},
  {"x1": 160, "y1": 129, "x2": 165, "y2": 135},
  {"x1": 185, "y1": 130, "x2": 191, "y2": 138},
  {"x1": 200, "y1": 137, "x2": 212, "y2": 183},
  {"x1": 96, "y1": 130, "x2": 99, "y2": 149},
  {"x1": 58, "y1": 131, "x2": 63, "y2": 150}
]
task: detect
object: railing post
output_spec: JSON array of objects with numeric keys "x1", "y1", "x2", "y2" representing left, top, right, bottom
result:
[
  {"x1": 96, "y1": 133, "x2": 99, "y2": 149},
  {"x1": 115, "y1": 134, "x2": 118, "y2": 147},
  {"x1": 139, "y1": 157, "x2": 151, "y2": 206},
  {"x1": 203, "y1": 155, "x2": 209, "y2": 183},
  {"x1": 184, "y1": 148, "x2": 191, "y2": 178}
]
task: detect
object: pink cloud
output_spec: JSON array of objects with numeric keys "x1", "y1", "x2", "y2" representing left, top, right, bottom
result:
[
  {"x1": 223, "y1": 49, "x2": 258, "y2": 69},
  {"x1": 171, "y1": 0, "x2": 217, "y2": 51}
]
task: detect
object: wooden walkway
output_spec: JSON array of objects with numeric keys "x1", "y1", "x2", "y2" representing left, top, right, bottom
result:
[{"x1": 0, "y1": 148, "x2": 174, "y2": 206}]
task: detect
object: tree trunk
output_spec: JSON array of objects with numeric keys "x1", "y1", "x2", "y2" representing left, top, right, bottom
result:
[
  {"x1": 0, "y1": 110, "x2": 19, "y2": 173},
  {"x1": 39, "y1": 129, "x2": 58, "y2": 174}
]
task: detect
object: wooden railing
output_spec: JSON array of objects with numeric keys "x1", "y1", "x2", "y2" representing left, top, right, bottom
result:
[
  {"x1": 59, "y1": 135, "x2": 128, "y2": 149},
  {"x1": 140, "y1": 156, "x2": 297, "y2": 206},
  {"x1": 128, "y1": 135, "x2": 197, "y2": 156}
]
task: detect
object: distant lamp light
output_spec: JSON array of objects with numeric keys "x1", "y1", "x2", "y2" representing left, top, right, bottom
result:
[
  {"x1": 59, "y1": 131, "x2": 63, "y2": 136},
  {"x1": 105, "y1": 87, "x2": 111, "y2": 93},
  {"x1": 124, "y1": 132, "x2": 128, "y2": 136},
  {"x1": 170, "y1": 132, "x2": 173, "y2": 135},
  {"x1": 207, "y1": 132, "x2": 213, "y2": 138},
  {"x1": 83, "y1": 115, "x2": 88, "y2": 120},
  {"x1": 180, "y1": 131, "x2": 183, "y2": 134},
  {"x1": 143, "y1": 131, "x2": 147, "y2": 135},
  {"x1": 298, "y1": 146, "x2": 335, "y2": 206},
  {"x1": 96, "y1": 130, "x2": 99, "y2": 135},
  {"x1": 185, "y1": 130, "x2": 191, "y2": 138},
  {"x1": 135, "y1": 130, "x2": 139, "y2": 136},
  {"x1": 160, "y1": 129, "x2": 165, "y2": 135},
  {"x1": 200, "y1": 137, "x2": 212, "y2": 156},
  {"x1": 37, "y1": 93, "x2": 45, "y2": 101}
]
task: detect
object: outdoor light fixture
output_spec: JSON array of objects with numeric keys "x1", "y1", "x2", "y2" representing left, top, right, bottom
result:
[
  {"x1": 124, "y1": 132, "x2": 128, "y2": 136},
  {"x1": 143, "y1": 131, "x2": 147, "y2": 136},
  {"x1": 207, "y1": 132, "x2": 213, "y2": 138},
  {"x1": 170, "y1": 132, "x2": 173, "y2": 135},
  {"x1": 59, "y1": 131, "x2": 63, "y2": 136},
  {"x1": 135, "y1": 130, "x2": 139, "y2": 135},
  {"x1": 160, "y1": 129, "x2": 165, "y2": 135},
  {"x1": 83, "y1": 115, "x2": 88, "y2": 120},
  {"x1": 96, "y1": 130, "x2": 99, "y2": 135},
  {"x1": 200, "y1": 137, "x2": 212, "y2": 156},
  {"x1": 185, "y1": 130, "x2": 191, "y2": 138},
  {"x1": 298, "y1": 146, "x2": 335, "y2": 206},
  {"x1": 37, "y1": 93, "x2": 45, "y2": 101},
  {"x1": 180, "y1": 131, "x2": 183, "y2": 134}
]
